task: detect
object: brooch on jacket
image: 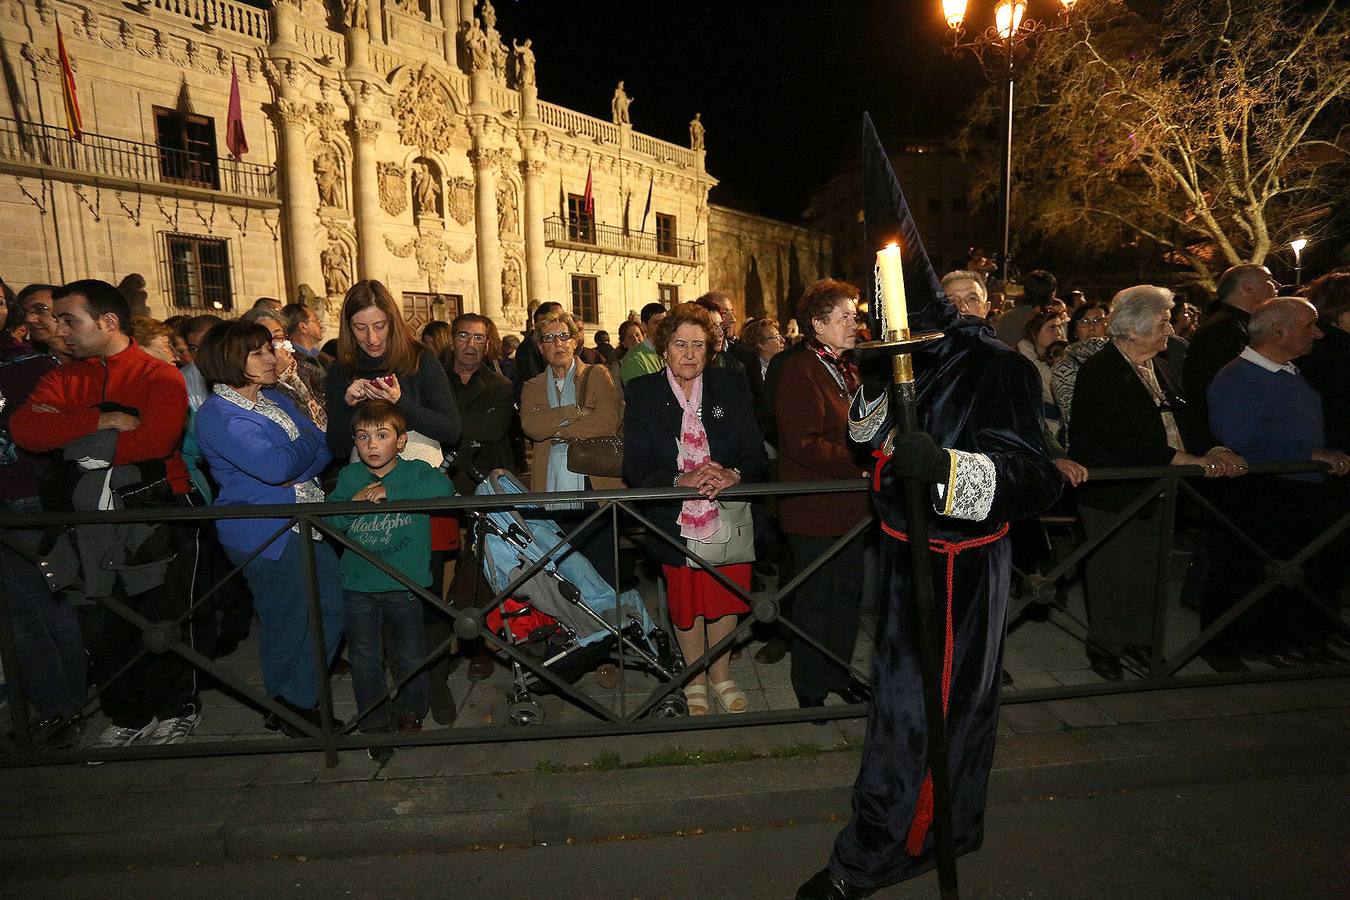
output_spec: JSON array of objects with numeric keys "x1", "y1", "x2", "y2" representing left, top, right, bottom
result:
[{"x1": 712, "y1": 405, "x2": 725, "y2": 419}]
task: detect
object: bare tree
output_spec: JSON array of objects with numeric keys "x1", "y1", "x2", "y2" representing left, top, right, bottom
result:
[{"x1": 963, "y1": 0, "x2": 1350, "y2": 291}]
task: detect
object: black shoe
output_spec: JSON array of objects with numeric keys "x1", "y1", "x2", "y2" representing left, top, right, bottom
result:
[
  {"x1": 1001, "y1": 669, "x2": 1015, "y2": 688},
  {"x1": 795, "y1": 693, "x2": 827, "y2": 726},
  {"x1": 429, "y1": 678, "x2": 458, "y2": 726},
  {"x1": 834, "y1": 682, "x2": 871, "y2": 706},
  {"x1": 367, "y1": 746, "x2": 395, "y2": 765},
  {"x1": 1088, "y1": 652, "x2": 1124, "y2": 681},
  {"x1": 1120, "y1": 645, "x2": 1152, "y2": 671},
  {"x1": 754, "y1": 635, "x2": 788, "y2": 665},
  {"x1": 1201, "y1": 652, "x2": 1250, "y2": 674},
  {"x1": 796, "y1": 867, "x2": 873, "y2": 900}
]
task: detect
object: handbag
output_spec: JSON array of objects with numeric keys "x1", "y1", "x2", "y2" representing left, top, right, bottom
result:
[
  {"x1": 685, "y1": 501, "x2": 755, "y2": 567},
  {"x1": 564, "y1": 365, "x2": 624, "y2": 478}
]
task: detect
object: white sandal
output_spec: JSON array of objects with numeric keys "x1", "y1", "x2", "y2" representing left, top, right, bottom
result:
[
  {"x1": 684, "y1": 684, "x2": 710, "y2": 716},
  {"x1": 710, "y1": 679, "x2": 748, "y2": 714}
]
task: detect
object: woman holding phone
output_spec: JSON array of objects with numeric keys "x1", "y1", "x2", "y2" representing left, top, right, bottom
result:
[{"x1": 324, "y1": 280, "x2": 461, "y2": 464}]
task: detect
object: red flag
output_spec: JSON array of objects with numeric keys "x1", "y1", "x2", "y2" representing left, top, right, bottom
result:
[
  {"x1": 582, "y1": 163, "x2": 594, "y2": 218},
  {"x1": 56, "y1": 22, "x2": 82, "y2": 141},
  {"x1": 226, "y1": 61, "x2": 249, "y2": 160}
]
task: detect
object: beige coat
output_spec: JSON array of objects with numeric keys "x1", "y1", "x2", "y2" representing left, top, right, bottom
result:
[{"x1": 520, "y1": 360, "x2": 625, "y2": 492}]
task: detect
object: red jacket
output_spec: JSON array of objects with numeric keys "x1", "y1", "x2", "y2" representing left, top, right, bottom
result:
[{"x1": 11, "y1": 341, "x2": 190, "y2": 494}]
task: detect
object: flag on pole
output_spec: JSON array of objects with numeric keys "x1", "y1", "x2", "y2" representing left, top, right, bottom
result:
[
  {"x1": 558, "y1": 173, "x2": 566, "y2": 221},
  {"x1": 56, "y1": 21, "x2": 82, "y2": 141},
  {"x1": 226, "y1": 61, "x2": 249, "y2": 160},
  {"x1": 582, "y1": 163, "x2": 594, "y2": 218},
  {"x1": 639, "y1": 174, "x2": 654, "y2": 233}
]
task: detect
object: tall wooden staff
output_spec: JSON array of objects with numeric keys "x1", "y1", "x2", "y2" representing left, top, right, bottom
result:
[{"x1": 869, "y1": 244, "x2": 959, "y2": 898}]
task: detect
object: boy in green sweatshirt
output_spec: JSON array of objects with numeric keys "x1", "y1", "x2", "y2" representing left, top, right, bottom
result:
[{"x1": 327, "y1": 400, "x2": 452, "y2": 735}]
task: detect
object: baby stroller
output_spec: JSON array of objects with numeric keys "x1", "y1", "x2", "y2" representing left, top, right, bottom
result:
[{"x1": 468, "y1": 469, "x2": 686, "y2": 726}]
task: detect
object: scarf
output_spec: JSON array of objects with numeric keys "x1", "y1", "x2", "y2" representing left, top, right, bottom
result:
[
  {"x1": 807, "y1": 338, "x2": 859, "y2": 398},
  {"x1": 546, "y1": 358, "x2": 586, "y2": 508},
  {"x1": 667, "y1": 368, "x2": 720, "y2": 540}
]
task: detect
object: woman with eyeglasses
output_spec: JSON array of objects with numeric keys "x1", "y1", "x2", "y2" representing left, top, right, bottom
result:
[
  {"x1": 520, "y1": 309, "x2": 625, "y2": 582},
  {"x1": 775, "y1": 280, "x2": 873, "y2": 712},
  {"x1": 324, "y1": 280, "x2": 460, "y2": 465},
  {"x1": 1052, "y1": 301, "x2": 1110, "y2": 434},
  {"x1": 1070, "y1": 286, "x2": 1246, "y2": 681},
  {"x1": 243, "y1": 308, "x2": 326, "y2": 429}
]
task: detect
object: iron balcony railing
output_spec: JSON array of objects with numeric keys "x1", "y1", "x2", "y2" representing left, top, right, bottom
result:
[
  {"x1": 0, "y1": 116, "x2": 278, "y2": 201},
  {"x1": 544, "y1": 215, "x2": 704, "y2": 265}
]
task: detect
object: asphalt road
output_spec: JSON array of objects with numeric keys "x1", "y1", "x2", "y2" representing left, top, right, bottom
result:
[{"x1": 8, "y1": 769, "x2": 1348, "y2": 899}]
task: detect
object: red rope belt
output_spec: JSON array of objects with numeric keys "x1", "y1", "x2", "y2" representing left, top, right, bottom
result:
[{"x1": 873, "y1": 448, "x2": 1009, "y2": 856}]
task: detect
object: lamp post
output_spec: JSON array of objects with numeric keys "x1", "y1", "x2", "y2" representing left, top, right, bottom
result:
[
  {"x1": 1290, "y1": 237, "x2": 1308, "y2": 288},
  {"x1": 941, "y1": 0, "x2": 1075, "y2": 288}
]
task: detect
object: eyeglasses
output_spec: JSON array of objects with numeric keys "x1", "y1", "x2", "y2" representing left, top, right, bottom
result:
[
  {"x1": 539, "y1": 331, "x2": 573, "y2": 344},
  {"x1": 24, "y1": 304, "x2": 51, "y2": 317},
  {"x1": 454, "y1": 331, "x2": 488, "y2": 344},
  {"x1": 762, "y1": 334, "x2": 785, "y2": 344},
  {"x1": 1081, "y1": 316, "x2": 1106, "y2": 326},
  {"x1": 828, "y1": 312, "x2": 860, "y2": 326}
]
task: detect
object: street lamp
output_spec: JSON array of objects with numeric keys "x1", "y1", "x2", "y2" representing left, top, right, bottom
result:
[
  {"x1": 1290, "y1": 236, "x2": 1308, "y2": 288},
  {"x1": 941, "y1": 0, "x2": 1076, "y2": 288}
]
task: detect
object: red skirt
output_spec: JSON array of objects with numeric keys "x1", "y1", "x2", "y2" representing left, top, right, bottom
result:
[{"x1": 663, "y1": 563, "x2": 752, "y2": 630}]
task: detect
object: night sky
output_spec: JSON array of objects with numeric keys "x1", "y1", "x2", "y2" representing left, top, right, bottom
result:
[{"x1": 490, "y1": 0, "x2": 990, "y2": 221}]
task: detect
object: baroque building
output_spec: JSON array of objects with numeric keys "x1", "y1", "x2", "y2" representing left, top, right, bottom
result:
[
  {"x1": 0, "y1": 0, "x2": 713, "y2": 333},
  {"x1": 707, "y1": 204, "x2": 832, "y2": 330}
]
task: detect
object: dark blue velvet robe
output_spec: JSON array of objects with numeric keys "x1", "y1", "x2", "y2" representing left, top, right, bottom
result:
[{"x1": 829, "y1": 302, "x2": 1063, "y2": 889}]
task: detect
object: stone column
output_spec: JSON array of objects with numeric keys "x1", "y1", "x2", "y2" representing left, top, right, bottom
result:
[
  {"x1": 368, "y1": 0, "x2": 384, "y2": 44},
  {"x1": 351, "y1": 117, "x2": 383, "y2": 281},
  {"x1": 441, "y1": 0, "x2": 458, "y2": 67},
  {"x1": 471, "y1": 147, "x2": 503, "y2": 320},
  {"x1": 520, "y1": 156, "x2": 548, "y2": 305},
  {"x1": 275, "y1": 96, "x2": 324, "y2": 297}
]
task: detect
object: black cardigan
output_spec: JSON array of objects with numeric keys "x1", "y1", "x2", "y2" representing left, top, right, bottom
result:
[
  {"x1": 623, "y1": 367, "x2": 769, "y2": 567},
  {"x1": 1069, "y1": 342, "x2": 1208, "y2": 512},
  {"x1": 325, "y1": 347, "x2": 461, "y2": 462}
]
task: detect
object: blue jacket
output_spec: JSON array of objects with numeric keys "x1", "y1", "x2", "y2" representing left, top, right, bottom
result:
[{"x1": 196, "y1": 389, "x2": 331, "y2": 559}]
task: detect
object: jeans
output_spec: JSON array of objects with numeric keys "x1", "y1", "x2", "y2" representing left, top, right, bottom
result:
[
  {"x1": 226, "y1": 535, "x2": 344, "y2": 710},
  {"x1": 343, "y1": 589, "x2": 429, "y2": 731},
  {"x1": 0, "y1": 497, "x2": 87, "y2": 719}
]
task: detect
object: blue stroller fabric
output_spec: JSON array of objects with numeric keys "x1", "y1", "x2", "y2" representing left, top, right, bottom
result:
[{"x1": 474, "y1": 470, "x2": 656, "y2": 648}]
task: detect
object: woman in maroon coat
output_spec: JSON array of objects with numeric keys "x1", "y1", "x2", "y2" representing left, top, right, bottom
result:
[{"x1": 775, "y1": 279, "x2": 872, "y2": 710}]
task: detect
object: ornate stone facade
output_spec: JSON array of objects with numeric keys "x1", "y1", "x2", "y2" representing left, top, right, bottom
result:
[
  {"x1": 0, "y1": 0, "x2": 738, "y2": 334},
  {"x1": 707, "y1": 205, "x2": 834, "y2": 329}
]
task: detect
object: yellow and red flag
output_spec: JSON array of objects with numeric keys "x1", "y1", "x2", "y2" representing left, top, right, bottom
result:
[{"x1": 57, "y1": 22, "x2": 82, "y2": 141}]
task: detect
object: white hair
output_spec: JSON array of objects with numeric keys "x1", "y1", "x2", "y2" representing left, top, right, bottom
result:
[
  {"x1": 941, "y1": 270, "x2": 987, "y2": 301},
  {"x1": 1107, "y1": 285, "x2": 1174, "y2": 339},
  {"x1": 1248, "y1": 297, "x2": 1316, "y2": 346}
]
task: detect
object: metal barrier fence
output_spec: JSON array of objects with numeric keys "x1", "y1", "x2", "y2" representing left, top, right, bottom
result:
[{"x1": 0, "y1": 462, "x2": 1346, "y2": 767}]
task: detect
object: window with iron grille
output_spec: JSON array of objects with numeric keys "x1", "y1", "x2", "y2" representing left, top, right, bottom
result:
[
  {"x1": 154, "y1": 107, "x2": 220, "y2": 190},
  {"x1": 655, "y1": 213, "x2": 677, "y2": 256},
  {"x1": 164, "y1": 233, "x2": 233, "y2": 311},
  {"x1": 567, "y1": 194, "x2": 595, "y2": 244},
  {"x1": 570, "y1": 275, "x2": 599, "y2": 324},
  {"x1": 657, "y1": 284, "x2": 679, "y2": 306}
]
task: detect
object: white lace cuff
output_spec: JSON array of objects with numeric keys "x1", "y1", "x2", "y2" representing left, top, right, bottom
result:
[
  {"x1": 935, "y1": 449, "x2": 996, "y2": 521},
  {"x1": 849, "y1": 387, "x2": 889, "y2": 444}
]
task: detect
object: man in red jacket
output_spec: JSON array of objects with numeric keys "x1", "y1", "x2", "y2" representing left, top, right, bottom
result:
[{"x1": 12, "y1": 279, "x2": 201, "y2": 751}]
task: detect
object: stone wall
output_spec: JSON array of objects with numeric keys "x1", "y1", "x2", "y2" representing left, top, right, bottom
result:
[{"x1": 707, "y1": 204, "x2": 833, "y2": 329}]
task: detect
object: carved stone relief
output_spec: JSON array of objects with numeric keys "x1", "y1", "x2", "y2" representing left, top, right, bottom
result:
[
  {"x1": 313, "y1": 144, "x2": 345, "y2": 209},
  {"x1": 378, "y1": 162, "x2": 408, "y2": 216},
  {"x1": 495, "y1": 181, "x2": 518, "y2": 239},
  {"x1": 501, "y1": 259, "x2": 522, "y2": 311},
  {"x1": 445, "y1": 177, "x2": 475, "y2": 226},
  {"x1": 321, "y1": 242, "x2": 352, "y2": 297},
  {"x1": 411, "y1": 158, "x2": 442, "y2": 220},
  {"x1": 385, "y1": 232, "x2": 474, "y2": 288},
  {"x1": 394, "y1": 65, "x2": 459, "y2": 153}
]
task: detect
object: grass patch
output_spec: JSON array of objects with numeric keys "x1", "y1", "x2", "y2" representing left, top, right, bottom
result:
[
  {"x1": 534, "y1": 760, "x2": 566, "y2": 775},
  {"x1": 633, "y1": 745, "x2": 758, "y2": 768},
  {"x1": 768, "y1": 741, "x2": 822, "y2": 760},
  {"x1": 592, "y1": 750, "x2": 622, "y2": 771}
]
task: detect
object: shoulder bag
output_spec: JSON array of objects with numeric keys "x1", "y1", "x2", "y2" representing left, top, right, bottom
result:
[{"x1": 565, "y1": 364, "x2": 624, "y2": 478}]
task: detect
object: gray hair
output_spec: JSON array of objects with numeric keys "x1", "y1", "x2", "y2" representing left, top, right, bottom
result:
[
  {"x1": 241, "y1": 308, "x2": 285, "y2": 330},
  {"x1": 1107, "y1": 285, "x2": 1174, "y2": 339},
  {"x1": 941, "y1": 270, "x2": 987, "y2": 300},
  {"x1": 1248, "y1": 297, "x2": 1316, "y2": 346}
]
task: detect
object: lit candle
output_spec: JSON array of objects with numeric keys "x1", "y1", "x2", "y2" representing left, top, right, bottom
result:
[{"x1": 876, "y1": 242, "x2": 908, "y2": 339}]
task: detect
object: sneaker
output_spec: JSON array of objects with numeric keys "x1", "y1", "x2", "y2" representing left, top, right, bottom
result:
[
  {"x1": 87, "y1": 719, "x2": 159, "y2": 764},
  {"x1": 146, "y1": 709, "x2": 202, "y2": 746}
]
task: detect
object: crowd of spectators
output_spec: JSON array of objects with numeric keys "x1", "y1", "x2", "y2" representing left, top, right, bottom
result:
[{"x1": 1, "y1": 257, "x2": 1347, "y2": 757}]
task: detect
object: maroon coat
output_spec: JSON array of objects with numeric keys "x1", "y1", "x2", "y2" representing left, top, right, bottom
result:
[{"x1": 774, "y1": 349, "x2": 870, "y2": 536}]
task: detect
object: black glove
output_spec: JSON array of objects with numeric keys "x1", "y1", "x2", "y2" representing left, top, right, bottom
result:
[{"x1": 889, "y1": 431, "x2": 951, "y2": 483}]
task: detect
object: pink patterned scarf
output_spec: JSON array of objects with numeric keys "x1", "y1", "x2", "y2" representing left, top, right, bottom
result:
[{"x1": 667, "y1": 368, "x2": 720, "y2": 540}]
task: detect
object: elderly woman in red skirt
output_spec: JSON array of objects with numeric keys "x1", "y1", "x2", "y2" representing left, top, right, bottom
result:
[{"x1": 623, "y1": 303, "x2": 769, "y2": 715}]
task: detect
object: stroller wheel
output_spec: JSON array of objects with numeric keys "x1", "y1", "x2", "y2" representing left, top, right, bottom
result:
[
  {"x1": 594, "y1": 663, "x2": 619, "y2": 690},
  {"x1": 508, "y1": 697, "x2": 544, "y2": 727},
  {"x1": 652, "y1": 694, "x2": 687, "y2": 719}
]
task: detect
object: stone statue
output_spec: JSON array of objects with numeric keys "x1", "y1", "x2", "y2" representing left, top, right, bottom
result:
[
  {"x1": 689, "y1": 112, "x2": 704, "y2": 151},
  {"x1": 412, "y1": 160, "x2": 441, "y2": 217},
  {"x1": 513, "y1": 38, "x2": 535, "y2": 87},
  {"x1": 501, "y1": 263, "x2": 521, "y2": 310},
  {"x1": 464, "y1": 18, "x2": 490, "y2": 72},
  {"x1": 313, "y1": 146, "x2": 343, "y2": 208},
  {"x1": 481, "y1": 0, "x2": 497, "y2": 30},
  {"x1": 344, "y1": 0, "x2": 367, "y2": 30},
  {"x1": 393, "y1": 0, "x2": 419, "y2": 14},
  {"x1": 496, "y1": 182, "x2": 517, "y2": 237},
  {"x1": 321, "y1": 243, "x2": 352, "y2": 297},
  {"x1": 611, "y1": 81, "x2": 633, "y2": 125}
]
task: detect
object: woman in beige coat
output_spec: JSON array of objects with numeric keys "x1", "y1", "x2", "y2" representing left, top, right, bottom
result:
[{"x1": 520, "y1": 309, "x2": 624, "y2": 583}]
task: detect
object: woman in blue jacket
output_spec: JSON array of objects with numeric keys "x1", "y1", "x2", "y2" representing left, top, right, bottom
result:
[{"x1": 195, "y1": 320, "x2": 344, "y2": 734}]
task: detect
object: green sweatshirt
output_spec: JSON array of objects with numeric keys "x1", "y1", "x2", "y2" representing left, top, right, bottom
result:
[{"x1": 325, "y1": 458, "x2": 453, "y2": 592}]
